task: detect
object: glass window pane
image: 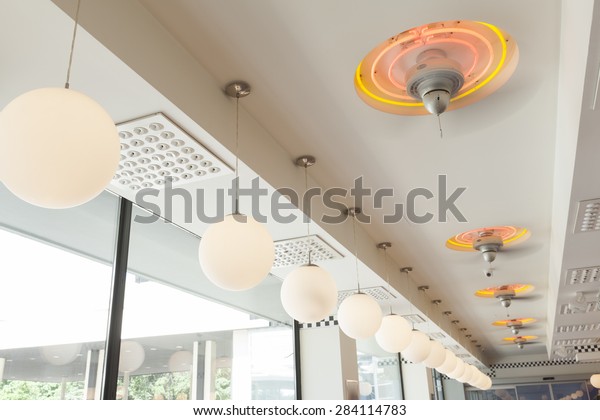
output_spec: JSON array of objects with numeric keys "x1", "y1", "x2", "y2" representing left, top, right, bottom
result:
[
  {"x1": 119, "y1": 206, "x2": 295, "y2": 400},
  {"x1": 0, "y1": 186, "x2": 119, "y2": 400},
  {"x1": 356, "y1": 338, "x2": 402, "y2": 400},
  {"x1": 515, "y1": 384, "x2": 552, "y2": 400},
  {"x1": 551, "y1": 382, "x2": 589, "y2": 400}
]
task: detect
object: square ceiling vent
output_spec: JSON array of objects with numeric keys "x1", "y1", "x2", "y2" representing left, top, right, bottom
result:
[
  {"x1": 273, "y1": 235, "x2": 343, "y2": 268},
  {"x1": 111, "y1": 113, "x2": 231, "y2": 195},
  {"x1": 574, "y1": 198, "x2": 600, "y2": 233},
  {"x1": 565, "y1": 266, "x2": 600, "y2": 286},
  {"x1": 337, "y1": 286, "x2": 396, "y2": 305}
]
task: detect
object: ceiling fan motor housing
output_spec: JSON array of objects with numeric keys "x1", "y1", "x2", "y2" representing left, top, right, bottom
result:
[
  {"x1": 406, "y1": 49, "x2": 464, "y2": 115},
  {"x1": 473, "y1": 234, "x2": 504, "y2": 263}
]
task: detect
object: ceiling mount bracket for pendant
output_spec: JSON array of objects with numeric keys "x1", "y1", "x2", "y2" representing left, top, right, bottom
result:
[
  {"x1": 225, "y1": 81, "x2": 251, "y2": 98},
  {"x1": 376, "y1": 242, "x2": 392, "y2": 250},
  {"x1": 295, "y1": 155, "x2": 316, "y2": 168}
]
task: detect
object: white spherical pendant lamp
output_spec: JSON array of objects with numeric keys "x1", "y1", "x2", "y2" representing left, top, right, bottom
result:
[
  {"x1": 458, "y1": 364, "x2": 475, "y2": 383},
  {"x1": 338, "y1": 293, "x2": 383, "y2": 339},
  {"x1": 168, "y1": 350, "x2": 193, "y2": 372},
  {"x1": 402, "y1": 330, "x2": 432, "y2": 364},
  {"x1": 281, "y1": 264, "x2": 338, "y2": 323},
  {"x1": 375, "y1": 313, "x2": 413, "y2": 353},
  {"x1": 447, "y1": 358, "x2": 466, "y2": 380},
  {"x1": 40, "y1": 343, "x2": 82, "y2": 366},
  {"x1": 119, "y1": 341, "x2": 145, "y2": 373},
  {"x1": 359, "y1": 381, "x2": 373, "y2": 397},
  {"x1": 469, "y1": 369, "x2": 483, "y2": 387},
  {"x1": 423, "y1": 340, "x2": 446, "y2": 369},
  {"x1": 591, "y1": 374, "x2": 600, "y2": 389},
  {"x1": 481, "y1": 375, "x2": 492, "y2": 390},
  {"x1": 199, "y1": 214, "x2": 274, "y2": 291},
  {"x1": 0, "y1": 88, "x2": 120, "y2": 208},
  {"x1": 436, "y1": 349, "x2": 458, "y2": 375},
  {"x1": 473, "y1": 372, "x2": 487, "y2": 389}
]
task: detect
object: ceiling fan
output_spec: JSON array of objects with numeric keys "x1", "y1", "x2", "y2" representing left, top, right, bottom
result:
[
  {"x1": 446, "y1": 226, "x2": 532, "y2": 277},
  {"x1": 503, "y1": 335, "x2": 538, "y2": 350},
  {"x1": 492, "y1": 317, "x2": 536, "y2": 334},
  {"x1": 476, "y1": 284, "x2": 537, "y2": 308}
]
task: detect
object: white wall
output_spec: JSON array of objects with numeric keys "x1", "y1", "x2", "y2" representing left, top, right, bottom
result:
[{"x1": 401, "y1": 363, "x2": 432, "y2": 400}]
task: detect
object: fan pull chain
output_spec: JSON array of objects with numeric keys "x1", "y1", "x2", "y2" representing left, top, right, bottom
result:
[{"x1": 437, "y1": 114, "x2": 443, "y2": 139}]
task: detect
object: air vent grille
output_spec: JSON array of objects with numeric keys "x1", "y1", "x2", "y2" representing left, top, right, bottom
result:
[
  {"x1": 574, "y1": 198, "x2": 600, "y2": 233},
  {"x1": 402, "y1": 314, "x2": 426, "y2": 324},
  {"x1": 560, "y1": 302, "x2": 600, "y2": 315},
  {"x1": 556, "y1": 323, "x2": 600, "y2": 333},
  {"x1": 565, "y1": 266, "x2": 600, "y2": 286},
  {"x1": 429, "y1": 332, "x2": 446, "y2": 340},
  {"x1": 554, "y1": 338, "x2": 598, "y2": 347},
  {"x1": 112, "y1": 113, "x2": 231, "y2": 193},
  {"x1": 274, "y1": 235, "x2": 343, "y2": 268},
  {"x1": 337, "y1": 286, "x2": 395, "y2": 305}
]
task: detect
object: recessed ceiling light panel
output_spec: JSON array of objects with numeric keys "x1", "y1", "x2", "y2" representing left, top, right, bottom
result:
[{"x1": 355, "y1": 20, "x2": 518, "y2": 115}]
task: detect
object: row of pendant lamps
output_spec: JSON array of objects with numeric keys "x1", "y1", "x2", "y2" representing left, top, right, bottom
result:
[{"x1": 0, "y1": 17, "x2": 490, "y2": 390}]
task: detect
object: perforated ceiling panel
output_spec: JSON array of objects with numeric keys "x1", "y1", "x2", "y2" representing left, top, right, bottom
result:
[{"x1": 111, "y1": 113, "x2": 231, "y2": 195}]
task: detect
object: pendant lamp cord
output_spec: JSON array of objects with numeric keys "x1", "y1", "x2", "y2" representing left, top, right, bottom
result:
[
  {"x1": 64, "y1": 0, "x2": 82, "y2": 89},
  {"x1": 383, "y1": 247, "x2": 392, "y2": 315},
  {"x1": 406, "y1": 270, "x2": 415, "y2": 329},
  {"x1": 352, "y1": 213, "x2": 360, "y2": 292},
  {"x1": 234, "y1": 95, "x2": 240, "y2": 214},
  {"x1": 304, "y1": 164, "x2": 312, "y2": 265}
]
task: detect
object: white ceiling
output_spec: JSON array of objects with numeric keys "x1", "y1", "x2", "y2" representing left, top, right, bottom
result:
[{"x1": 2, "y1": 0, "x2": 600, "y2": 367}]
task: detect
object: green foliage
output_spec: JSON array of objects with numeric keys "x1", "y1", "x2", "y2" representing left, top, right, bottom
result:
[
  {"x1": 0, "y1": 380, "x2": 84, "y2": 400},
  {"x1": 215, "y1": 368, "x2": 231, "y2": 400}
]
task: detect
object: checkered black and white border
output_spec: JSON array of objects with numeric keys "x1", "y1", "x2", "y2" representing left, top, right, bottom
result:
[
  {"x1": 489, "y1": 359, "x2": 578, "y2": 377},
  {"x1": 298, "y1": 315, "x2": 338, "y2": 329},
  {"x1": 574, "y1": 344, "x2": 600, "y2": 352}
]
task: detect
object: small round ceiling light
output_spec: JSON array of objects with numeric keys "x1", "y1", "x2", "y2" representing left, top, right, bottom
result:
[
  {"x1": 355, "y1": 20, "x2": 518, "y2": 116},
  {"x1": 446, "y1": 226, "x2": 530, "y2": 263}
]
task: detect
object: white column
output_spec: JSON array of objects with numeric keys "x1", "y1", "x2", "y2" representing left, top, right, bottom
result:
[
  {"x1": 84, "y1": 349, "x2": 101, "y2": 400},
  {"x1": 232, "y1": 330, "x2": 251, "y2": 399},
  {"x1": 300, "y1": 325, "x2": 358, "y2": 400},
  {"x1": 122, "y1": 372, "x2": 130, "y2": 400},
  {"x1": 60, "y1": 377, "x2": 67, "y2": 400},
  {"x1": 401, "y1": 362, "x2": 433, "y2": 400},
  {"x1": 0, "y1": 357, "x2": 5, "y2": 381},
  {"x1": 94, "y1": 349, "x2": 104, "y2": 400},
  {"x1": 203, "y1": 340, "x2": 216, "y2": 400},
  {"x1": 191, "y1": 341, "x2": 204, "y2": 400}
]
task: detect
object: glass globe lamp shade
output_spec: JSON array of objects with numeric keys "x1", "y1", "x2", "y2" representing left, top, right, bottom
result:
[
  {"x1": 457, "y1": 364, "x2": 475, "y2": 383},
  {"x1": 375, "y1": 313, "x2": 413, "y2": 353},
  {"x1": 447, "y1": 358, "x2": 466, "y2": 379},
  {"x1": 436, "y1": 349, "x2": 458, "y2": 375},
  {"x1": 359, "y1": 381, "x2": 373, "y2": 397},
  {"x1": 337, "y1": 293, "x2": 382, "y2": 340},
  {"x1": 119, "y1": 341, "x2": 145, "y2": 373},
  {"x1": 473, "y1": 372, "x2": 487, "y2": 389},
  {"x1": 591, "y1": 374, "x2": 600, "y2": 389},
  {"x1": 401, "y1": 330, "x2": 432, "y2": 364},
  {"x1": 423, "y1": 340, "x2": 446, "y2": 369},
  {"x1": 40, "y1": 343, "x2": 82, "y2": 366},
  {"x1": 198, "y1": 214, "x2": 274, "y2": 291},
  {"x1": 469, "y1": 369, "x2": 483, "y2": 387},
  {"x1": 280, "y1": 264, "x2": 338, "y2": 323},
  {"x1": 480, "y1": 375, "x2": 492, "y2": 390},
  {"x1": 0, "y1": 88, "x2": 120, "y2": 209},
  {"x1": 168, "y1": 350, "x2": 193, "y2": 372}
]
